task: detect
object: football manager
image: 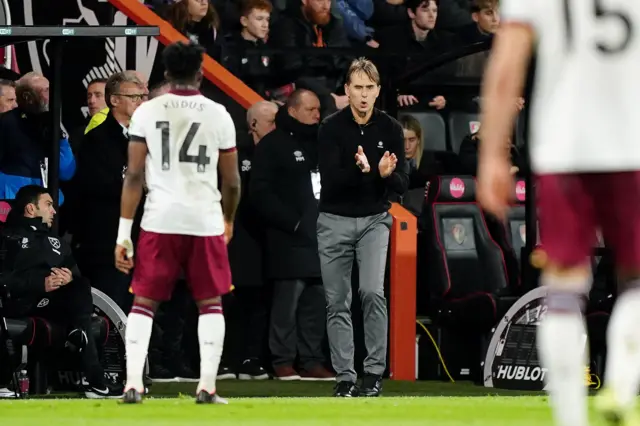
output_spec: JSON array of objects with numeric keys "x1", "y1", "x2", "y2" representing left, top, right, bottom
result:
[{"x1": 317, "y1": 58, "x2": 409, "y2": 397}]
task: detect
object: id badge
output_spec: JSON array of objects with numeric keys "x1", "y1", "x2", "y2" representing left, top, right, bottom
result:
[{"x1": 311, "y1": 170, "x2": 321, "y2": 200}]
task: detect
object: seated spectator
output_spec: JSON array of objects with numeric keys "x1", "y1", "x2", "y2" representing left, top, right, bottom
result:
[
  {"x1": 376, "y1": 0, "x2": 448, "y2": 109},
  {"x1": 1, "y1": 185, "x2": 123, "y2": 398},
  {"x1": 85, "y1": 71, "x2": 148, "y2": 135},
  {"x1": 0, "y1": 79, "x2": 17, "y2": 113},
  {"x1": 335, "y1": 0, "x2": 377, "y2": 46},
  {"x1": 222, "y1": 0, "x2": 275, "y2": 97},
  {"x1": 400, "y1": 114, "x2": 438, "y2": 189},
  {"x1": 0, "y1": 72, "x2": 75, "y2": 204},
  {"x1": 165, "y1": 0, "x2": 223, "y2": 60},
  {"x1": 270, "y1": 0, "x2": 351, "y2": 114},
  {"x1": 456, "y1": 0, "x2": 499, "y2": 43},
  {"x1": 72, "y1": 72, "x2": 146, "y2": 312}
]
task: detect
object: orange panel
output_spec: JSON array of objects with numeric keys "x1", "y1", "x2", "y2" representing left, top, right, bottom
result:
[
  {"x1": 108, "y1": 0, "x2": 264, "y2": 109},
  {"x1": 388, "y1": 203, "x2": 417, "y2": 381}
]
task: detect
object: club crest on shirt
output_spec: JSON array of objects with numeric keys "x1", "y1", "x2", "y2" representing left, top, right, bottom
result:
[
  {"x1": 241, "y1": 159, "x2": 252, "y2": 172},
  {"x1": 261, "y1": 56, "x2": 270, "y2": 67},
  {"x1": 37, "y1": 298, "x2": 49, "y2": 308},
  {"x1": 294, "y1": 151, "x2": 305, "y2": 162},
  {"x1": 452, "y1": 223, "x2": 466, "y2": 245},
  {"x1": 48, "y1": 237, "x2": 61, "y2": 249}
]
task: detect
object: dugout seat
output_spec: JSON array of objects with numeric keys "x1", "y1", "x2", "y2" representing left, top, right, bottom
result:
[
  {"x1": 418, "y1": 176, "x2": 515, "y2": 331},
  {"x1": 448, "y1": 113, "x2": 480, "y2": 154}
]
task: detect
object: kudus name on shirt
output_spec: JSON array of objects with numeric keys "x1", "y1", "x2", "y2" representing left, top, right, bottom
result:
[
  {"x1": 495, "y1": 365, "x2": 547, "y2": 382},
  {"x1": 162, "y1": 100, "x2": 206, "y2": 112}
]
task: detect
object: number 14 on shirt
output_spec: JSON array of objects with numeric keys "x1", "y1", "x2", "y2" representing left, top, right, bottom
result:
[{"x1": 155, "y1": 121, "x2": 211, "y2": 173}]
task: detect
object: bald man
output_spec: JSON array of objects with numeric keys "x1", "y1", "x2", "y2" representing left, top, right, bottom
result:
[
  {"x1": 16, "y1": 72, "x2": 50, "y2": 114},
  {"x1": 85, "y1": 70, "x2": 148, "y2": 134},
  {"x1": 247, "y1": 101, "x2": 278, "y2": 144}
]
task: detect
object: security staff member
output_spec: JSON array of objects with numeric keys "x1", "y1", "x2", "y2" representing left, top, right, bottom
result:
[
  {"x1": 1, "y1": 185, "x2": 122, "y2": 398},
  {"x1": 317, "y1": 58, "x2": 409, "y2": 397}
]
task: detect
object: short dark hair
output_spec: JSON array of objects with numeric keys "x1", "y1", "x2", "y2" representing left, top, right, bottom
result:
[
  {"x1": 0, "y1": 79, "x2": 15, "y2": 96},
  {"x1": 87, "y1": 77, "x2": 108, "y2": 88},
  {"x1": 162, "y1": 42, "x2": 205, "y2": 85},
  {"x1": 406, "y1": 0, "x2": 437, "y2": 13},
  {"x1": 7, "y1": 185, "x2": 49, "y2": 224},
  {"x1": 470, "y1": 0, "x2": 498, "y2": 12},
  {"x1": 286, "y1": 88, "x2": 317, "y2": 109}
]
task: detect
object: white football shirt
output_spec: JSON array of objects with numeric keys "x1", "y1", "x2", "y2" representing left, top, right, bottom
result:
[
  {"x1": 129, "y1": 90, "x2": 236, "y2": 236},
  {"x1": 502, "y1": 0, "x2": 640, "y2": 173}
]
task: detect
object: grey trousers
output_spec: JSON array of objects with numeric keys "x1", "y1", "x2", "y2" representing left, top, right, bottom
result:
[
  {"x1": 269, "y1": 278, "x2": 326, "y2": 370},
  {"x1": 317, "y1": 211, "x2": 392, "y2": 383}
]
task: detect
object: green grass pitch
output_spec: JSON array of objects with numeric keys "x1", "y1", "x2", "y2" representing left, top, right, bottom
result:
[{"x1": 0, "y1": 381, "x2": 615, "y2": 425}]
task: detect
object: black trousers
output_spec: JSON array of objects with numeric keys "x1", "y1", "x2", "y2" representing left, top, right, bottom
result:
[
  {"x1": 269, "y1": 278, "x2": 326, "y2": 370},
  {"x1": 149, "y1": 281, "x2": 193, "y2": 369},
  {"x1": 6, "y1": 277, "x2": 104, "y2": 385},
  {"x1": 221, "y1": 286, "x2": 269, "y2": 368}
]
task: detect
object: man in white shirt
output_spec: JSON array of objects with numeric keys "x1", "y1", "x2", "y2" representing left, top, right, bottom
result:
[
  {"x1": 114, "y1": 41, "x2": 241, "y2": 405},
  {"x1": 478, "y1": 1, "x2": 640, "y2": 425}
]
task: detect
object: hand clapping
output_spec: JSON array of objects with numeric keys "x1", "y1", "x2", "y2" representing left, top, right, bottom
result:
[
  {"x1": 378, "y1": 151, "x2": 397, "y2": 178},
  {"x1": 355, "y1": 145, "x2": 371, "y2": 173}
]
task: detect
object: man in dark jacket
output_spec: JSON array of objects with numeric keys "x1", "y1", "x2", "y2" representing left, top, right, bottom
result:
[
  {"x1": 1, "y1": 185, "x2": 122, "y2": 398},
  {"x1": 270, "y1": 0, "x2": 351, "y2": 114},
  {"x1": 249, "y1": 89, "x2": 334, "y2": 381},
  {"x1": 222, "y1": 106, "x2": 272, "y2": 380},
  {"x1": 317, "y1": 59, "x2": 408, "y2": 397},
  {"x1": 71, "y1": 71, "x2": 145, "y2": 312}
]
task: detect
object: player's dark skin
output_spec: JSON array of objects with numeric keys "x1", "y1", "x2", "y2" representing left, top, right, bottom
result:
[{"x1": 114, "y1": 75, "x2": 241, "y2": 314}]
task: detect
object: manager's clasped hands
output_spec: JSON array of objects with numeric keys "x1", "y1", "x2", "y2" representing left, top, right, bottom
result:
[{"x1": 354, "y1": 145, "x2": 397, "y2": 178}]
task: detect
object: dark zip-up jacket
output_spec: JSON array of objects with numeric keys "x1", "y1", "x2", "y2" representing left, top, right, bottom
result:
[
  {"x1": 1, "y1": 216, "x2": 80, "y2": 312},
  {"x1": 317, "y1": 107, "x2": 409, "y2": 217}
]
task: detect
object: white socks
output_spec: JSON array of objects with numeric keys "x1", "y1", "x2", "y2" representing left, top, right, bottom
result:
[
  {"x1": 604, "y1": 287, "x2": 640, "y2": 409},
  {"x1": 125, "y1": 304, "x2": 155, "y2": 393},
  {"x1": 197, "y1": 304, "x2": 225, "y2": 395},
  {"x1": 538, "y1": 311, "x2": 589, "y2": 426}
]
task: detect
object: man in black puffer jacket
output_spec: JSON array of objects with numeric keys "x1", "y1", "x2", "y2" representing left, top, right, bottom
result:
[
  {"x1": 1, "y1": 185, "x2": 122, "y2": 398},
  {"x1": 249, "y1": 89, "x2": 334, "y2": 381}
]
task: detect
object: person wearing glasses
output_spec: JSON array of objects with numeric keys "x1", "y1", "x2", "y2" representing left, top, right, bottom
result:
[
  {"x1": 71, "y1": 71, "x2": 147, "y2": 312},
  {"x1": 85, "y1": 70, "x2": 149, "y2": 135}
]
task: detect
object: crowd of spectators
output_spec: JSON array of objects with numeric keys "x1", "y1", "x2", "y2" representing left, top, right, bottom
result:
[{"x1": 0, "y1": 0, "x2": 515, "y2": 395}]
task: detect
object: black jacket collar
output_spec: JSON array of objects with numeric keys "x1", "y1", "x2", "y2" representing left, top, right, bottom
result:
[
  {"x1": 336, "y1": 105, "x2": 382, "y2": 126},
  {"x1": 275, "y1": 107, "x2": 318, "y2": 139},
  {"x1": 6, "y1": 216, "x2": 50, "y2": 234}
]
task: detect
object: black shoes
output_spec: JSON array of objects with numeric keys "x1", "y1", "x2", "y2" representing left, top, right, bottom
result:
[
  {"x1": 237, "y1": 358, "x2": 269, "y2": 381},
  {"x1": 195, "y1": 390, "x2": 228, "y2": 404},
  {"x1": 334, "y1": 374, "x2": 383, "y2": 398},
  {"x1": 359, "y1": 374, "x2": 383, "y2": 397},
  {"x1": 334, "y1": 381, "x2": 359, "y2": 397}
]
